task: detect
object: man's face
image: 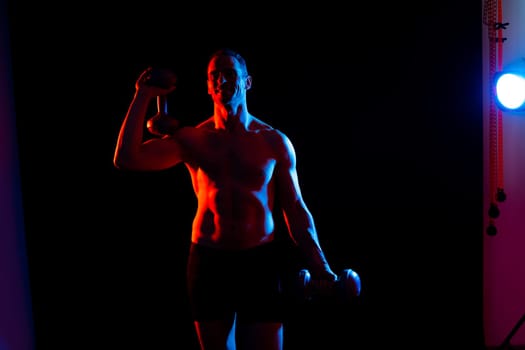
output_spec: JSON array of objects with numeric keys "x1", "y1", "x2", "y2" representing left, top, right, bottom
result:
[{"x1": 207, "y1": 55, "x2": 250, "y2": 104}]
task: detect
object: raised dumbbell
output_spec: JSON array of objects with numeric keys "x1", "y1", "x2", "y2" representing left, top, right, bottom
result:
[
  {"x1": 143, "y1": 68, "x2": 180, "y2": 136},
  {"x1": 297, "y1": 268, "x2": 361, "y2": 302}
]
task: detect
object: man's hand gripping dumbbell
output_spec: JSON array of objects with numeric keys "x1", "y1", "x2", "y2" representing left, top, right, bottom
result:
[{"x1": 296, "y1": 268, "x2": 361, "y2": 303}]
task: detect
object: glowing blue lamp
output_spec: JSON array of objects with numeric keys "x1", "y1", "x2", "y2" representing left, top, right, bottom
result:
[{"x1": 494, "y1": 71, "x2": 525, "y2": 111}]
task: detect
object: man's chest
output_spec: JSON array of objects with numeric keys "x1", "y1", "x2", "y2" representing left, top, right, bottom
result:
[{"x1": 192, "y1": 132, "x2": 278, "y2": 186}]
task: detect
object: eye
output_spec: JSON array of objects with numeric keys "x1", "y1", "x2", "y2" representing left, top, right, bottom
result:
[
  {"x1": 222, "y1": 70, "x2": 236, "y2": 79},
  {"x1": 208, "y1": 69, "x2": 238, "y2": 81}
]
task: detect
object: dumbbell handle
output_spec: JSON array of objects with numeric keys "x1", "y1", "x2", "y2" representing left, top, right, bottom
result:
[{"x1": 157, "y1": 95, "x2": 168, "y2": 115}]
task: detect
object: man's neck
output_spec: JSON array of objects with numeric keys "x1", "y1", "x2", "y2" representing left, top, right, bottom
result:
[{"x1": 214, "y1": 102, "x2": 250, "y2": 131}]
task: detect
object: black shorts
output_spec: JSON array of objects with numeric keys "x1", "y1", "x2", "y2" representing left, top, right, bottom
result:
[{"x1": 186, "y1": 241, "x2": 286, "y2": 323}]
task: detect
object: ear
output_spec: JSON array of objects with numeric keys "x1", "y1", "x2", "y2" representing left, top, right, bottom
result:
[{"x1": 245, "y1": 75, "x2": 252, "y2": 90}]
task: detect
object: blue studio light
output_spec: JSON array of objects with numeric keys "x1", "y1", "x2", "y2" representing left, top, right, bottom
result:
[{"x1": 494, "y1": 71, "x2": 525, "y2": 112}]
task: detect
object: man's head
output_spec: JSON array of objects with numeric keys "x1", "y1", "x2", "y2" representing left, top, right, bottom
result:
[{"x1": 207, "y1": 48, "x2": 252, "y2": 105}]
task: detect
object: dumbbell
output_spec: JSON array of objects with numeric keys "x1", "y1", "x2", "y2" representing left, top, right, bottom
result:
[
  {"x1": 296, "y1": 268, "x2": 361, "y2": 302},
  {"x1": 143, "y1": 67, "x2": 177, "y2": 89},
  {"x1": 143, "y1": 68, "x2": 180, "y2": 136}
]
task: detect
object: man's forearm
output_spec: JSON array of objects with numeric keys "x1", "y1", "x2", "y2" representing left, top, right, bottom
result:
[{"x1": 114, "y1": 90, "x2": 153, "y2": 168}]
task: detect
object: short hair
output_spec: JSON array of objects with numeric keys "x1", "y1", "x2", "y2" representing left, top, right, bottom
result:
[{"x1": 208, "y1": 48, "x2": 249, "y2": 77}]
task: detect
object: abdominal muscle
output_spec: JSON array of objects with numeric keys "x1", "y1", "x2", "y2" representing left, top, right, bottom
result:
[{"x1": 191, "y1": 185, "x2": 276, "y2": 250}]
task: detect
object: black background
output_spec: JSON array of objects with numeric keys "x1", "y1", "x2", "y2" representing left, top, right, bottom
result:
[{"x1": 8, "y1": 2, "x2": 484, "y2": 349}]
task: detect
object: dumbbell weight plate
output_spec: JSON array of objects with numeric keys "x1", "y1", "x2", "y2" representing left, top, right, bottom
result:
[{"x1": 339, "y1": 268, "x2": 361, "y2": 298}]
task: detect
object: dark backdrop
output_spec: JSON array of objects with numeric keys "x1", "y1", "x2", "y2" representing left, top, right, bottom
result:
[{"x1": 8, "y1": 2, "x2": 484, "y2": 349}]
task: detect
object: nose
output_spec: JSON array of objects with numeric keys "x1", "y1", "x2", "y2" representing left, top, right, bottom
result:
[{"x1": 218, "y1": 72, "x2": 228, "y2": 83}]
